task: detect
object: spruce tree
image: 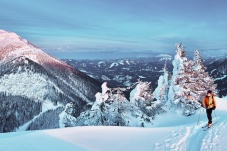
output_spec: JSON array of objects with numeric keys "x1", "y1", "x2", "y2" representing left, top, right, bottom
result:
[
  {"x1": 168, "y1": 44, "x2": 217, "y2": 116},
  {"x1": 192, "y1": 50, "x2": 217, "y2": 100},
  {"x1": 153, "y1": 62, "x2": 169, "y2": 105}
]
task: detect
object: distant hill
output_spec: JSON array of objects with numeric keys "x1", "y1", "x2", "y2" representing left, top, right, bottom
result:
[{"x1": 64, "y1": 55, "x2": 227, "y2": 97}]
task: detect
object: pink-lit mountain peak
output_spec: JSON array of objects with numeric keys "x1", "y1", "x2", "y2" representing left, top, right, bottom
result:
[
  {"x1": 0, "y1": 30, "x2": 72, "y2": 70},
  {"x1": 0, "y1": 30, "x2": 35, "y2": 50},
  {"x1": 0, "y1": 30, "x2": 101, "y2": 105}
]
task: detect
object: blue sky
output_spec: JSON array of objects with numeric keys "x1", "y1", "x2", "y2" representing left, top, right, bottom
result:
[{"x1": 0, "y1": 0, "x2": 227, "y2": 59}]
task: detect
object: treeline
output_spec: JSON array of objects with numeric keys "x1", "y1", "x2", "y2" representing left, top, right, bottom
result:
[{"x1": 0, "y1": 93, "x2": 41, "y2": 133}]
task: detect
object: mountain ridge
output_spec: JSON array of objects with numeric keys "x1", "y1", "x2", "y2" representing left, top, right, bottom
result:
[
  {"x1": 0, "y1": 30, "x2": 101, "y2": 132},
  {"x1": 64, "y1": 55, "x2": 227, "y2": 97}
]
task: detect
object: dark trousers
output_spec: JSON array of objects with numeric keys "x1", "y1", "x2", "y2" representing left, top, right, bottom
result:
[{"x1": 206, "y1": 108, "x2": 213, "y2": 124}]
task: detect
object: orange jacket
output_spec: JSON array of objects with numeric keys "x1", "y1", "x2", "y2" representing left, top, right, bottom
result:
[{"x1": 202, "y1": 94, "x2": 216, "y2": 109}]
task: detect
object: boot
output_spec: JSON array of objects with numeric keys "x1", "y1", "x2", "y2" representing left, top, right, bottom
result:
[{"x1": 208, "y1": 123, "x2": 212, "y2": 128}]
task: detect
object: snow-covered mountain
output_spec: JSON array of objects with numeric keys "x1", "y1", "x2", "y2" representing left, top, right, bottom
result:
[
  {"x1": 64, "y1": 55, "x2": 226, "y2": 97},
  {"x1": 206, "y1": 57, "x2": 227, "y2": 97},
  {"x1": 0, "y1": 30, "x2": 101, "y2": 132},
  {"x1": 63, "y1": 56, "x2": 173, "y2": 90}
]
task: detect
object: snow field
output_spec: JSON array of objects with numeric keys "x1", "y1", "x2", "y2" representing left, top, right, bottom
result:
[{"x1": 1, "y1": 97, "x2": 227, "y2": 151}]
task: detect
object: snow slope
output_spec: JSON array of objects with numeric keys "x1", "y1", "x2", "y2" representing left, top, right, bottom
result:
[{"x1": 0, "y1": 97, "x2": 227, "y2": 151}]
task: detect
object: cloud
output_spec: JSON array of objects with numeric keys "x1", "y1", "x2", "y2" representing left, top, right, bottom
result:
[{"x1": 199, "y1": 48, "x2": 227, "y2": 57}]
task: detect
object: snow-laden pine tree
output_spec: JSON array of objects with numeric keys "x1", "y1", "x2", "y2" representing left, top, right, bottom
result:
[
  {"x1": 130, "y1": 79, "x2": 154, "y2": 106},
  {"x1": 75, "y1": 82, "x2": 154, "y2": 127},
  {"x1": 153, "y1": 62, "x2": 169, "y2": 105},
  {"x1": 130, "y1": 79, "x2": 165, "y2": 117},
  {"x1": 168, "y1": 44, "x2": 217, "y2": 116},
  {"x1": 59, "y1": 102, "x2": 77, "y2": 128},
  {"x1": 168, "y1": 43, "x2": 189, "y2": 112},
  {"x1": 194, "y1": 50, "x2": 206, "y2": 72},
  {"x1": 192, "y1": 50, "x2": 217, "y2": 100}
]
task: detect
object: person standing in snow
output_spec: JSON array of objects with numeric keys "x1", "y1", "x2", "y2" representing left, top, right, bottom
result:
[{"x1": 202, "y1": 90, "x2": 216, "y2": 127}]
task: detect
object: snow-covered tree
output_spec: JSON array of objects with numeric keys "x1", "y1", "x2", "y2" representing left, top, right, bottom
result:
[
  {"x1": 130, "y1": 79, "x2": 165, "y2": 117},
  {"x1": 153, "y1": 62, "x2": 169, "y2": 105},
  {"x1": 130, "y1": 79, "x2": 154, "y2": 105},
  {"x1": 168, "y1": 43, "x2": 189, "y2": 110},
  {"x1": 193, "y1": 50, "x2": 206, "y2": 72},
  {"x1": 75, "y1": 82, "x2": 154, "y2": 127},
  {"x1": 168, "y1": 44, "x2": 217, "y2": 116},
  {"x1": 192, "y1": 49, "x2": 217, "y2": 100},
  {"x1": 59, "y1": 102, "x2": 77, "y2": 128}
]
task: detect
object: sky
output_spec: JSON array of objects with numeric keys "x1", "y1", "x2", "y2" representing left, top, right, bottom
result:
[{"x1": 0, "y1": 0, "x2": 227, "y2": 59}]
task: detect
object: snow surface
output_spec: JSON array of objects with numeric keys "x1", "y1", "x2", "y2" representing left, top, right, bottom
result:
[
  {"x1": 109, "y1": 60, "x2": 131, "y2": 68},
  {"x1": 138, "y1": 75, "x2": 146, "y2": 78},
  {"x1": 155, "y1": 54, "x2": 173, "y2": 61},
  {"x1": 109, "y1": 62, "x2": 118, "y2": 68},
  {"x1": 1, "y1": 97, "x2": 226, "y2": 151},
  {"x1": 101, "y1": 75, "x2": 110, "y2": 80},
  {"x1": 215, "y1": 75, "x2": 227, "y2": 81}
]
